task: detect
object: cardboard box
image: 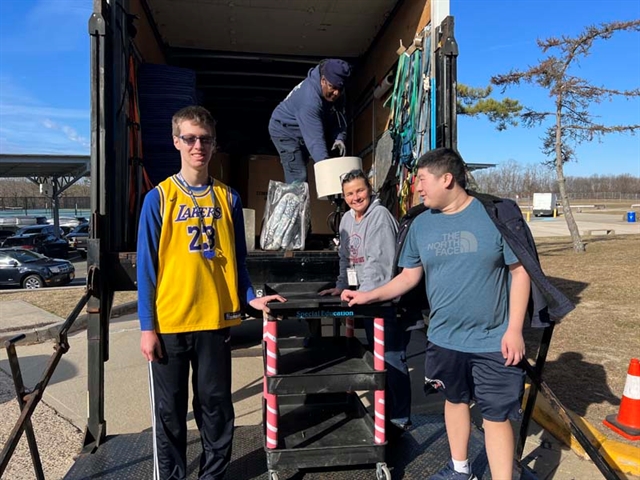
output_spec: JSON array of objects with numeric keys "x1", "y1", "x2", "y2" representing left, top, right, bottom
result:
[
  {"x1": 241, "y1": 155, "x2": 284, "y2": 236},
  {"x1": 208, "y1": 152, "x2": 232, "y2": 185},
  {"x1": 239, "y1": 155, "x2": 338, "y2": 236}
]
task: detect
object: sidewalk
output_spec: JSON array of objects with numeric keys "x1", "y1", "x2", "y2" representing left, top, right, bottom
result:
[
  {"x1": 526, "y1": 212, "x2": 639, "y2": 237},
  {"x1": 2, "y1": 313, "x2": 636, "y2": 479}
]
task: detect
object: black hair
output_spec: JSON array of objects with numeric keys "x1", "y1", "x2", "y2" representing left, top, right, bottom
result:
[
  {"x1": 416, "y1": 148, "x2": 467, "y2": 189},
  {"x1": 340, "y1": 169, "x2": 372, "y2": 192}
]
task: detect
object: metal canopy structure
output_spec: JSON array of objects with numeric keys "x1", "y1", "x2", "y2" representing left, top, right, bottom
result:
[
  {"x1": 0, "y1": 154, "x2": 90, "y2": 178},
  {"x1": 467, "y1": 162, "x2": 496, "y2": 171},
  {"x1": 0, "y1": 154, "x2": 90, "y2": 235}
]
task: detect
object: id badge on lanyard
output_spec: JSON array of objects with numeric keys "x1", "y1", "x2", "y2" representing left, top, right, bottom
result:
[{"x1": 347, "y1": 266, "x2": 359, "y2": 287}]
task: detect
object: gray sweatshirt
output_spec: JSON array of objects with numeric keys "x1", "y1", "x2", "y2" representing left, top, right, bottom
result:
[{"x1": 336, "y1": 198, "x2": 399, "y2": 292}]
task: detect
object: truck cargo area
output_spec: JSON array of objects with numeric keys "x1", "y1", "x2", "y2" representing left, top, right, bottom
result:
[
  {"x1": 99, "y1": 0, "x2": 449, "y2": 290},
  {"x1": 134, "y1": 0, "x2": 410, "y2": 157}
]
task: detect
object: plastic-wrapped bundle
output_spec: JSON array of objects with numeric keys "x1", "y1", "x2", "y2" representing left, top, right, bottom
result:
[{"x1": 260, "y1": 181, "x2": 310, "y2": 250}]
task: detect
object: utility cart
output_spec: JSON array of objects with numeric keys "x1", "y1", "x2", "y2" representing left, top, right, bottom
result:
[{"x1": 262, "y1": 283, "x2": 394, "y2": 480}]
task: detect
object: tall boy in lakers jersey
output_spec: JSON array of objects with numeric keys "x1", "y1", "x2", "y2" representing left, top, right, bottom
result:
[{"x1": 137, "y1": 106, "x2": 284, "y2": 479}]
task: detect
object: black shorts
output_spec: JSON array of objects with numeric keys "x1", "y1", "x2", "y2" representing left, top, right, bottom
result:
[{"x1": 424, "y1": 342, "x2": 525, "y2": 422}]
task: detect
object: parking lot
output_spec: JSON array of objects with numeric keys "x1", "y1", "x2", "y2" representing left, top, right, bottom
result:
[{"x1": 66, "y1": 253, "x2": 86, "y2": 287}]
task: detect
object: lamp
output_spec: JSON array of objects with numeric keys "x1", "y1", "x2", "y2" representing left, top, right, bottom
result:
[{"x1": 313, "y1": 157, "x2": 363, "y2": 243}]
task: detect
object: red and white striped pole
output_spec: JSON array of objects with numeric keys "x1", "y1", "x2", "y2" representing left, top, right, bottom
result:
[
  {"x1": 373, "y1": 316, "x2": 386, "y2": 444},
  {"x1": 263, "y1": 313, "x2": 279, "y2": 449},
  {"x1": 345, "y1": 316, "x2": 355, "y2": 338}
]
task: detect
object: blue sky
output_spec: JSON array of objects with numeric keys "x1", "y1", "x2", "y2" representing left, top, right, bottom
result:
[
  {"x1": 0, "y1": 0, "x2": 91, "y2": 155},
  {"x1": 0, "y1": 0, "x2": 638, "y2": 176},
  {"x1": 454, "y1": 0, "x2": 640, "y2": 176}
]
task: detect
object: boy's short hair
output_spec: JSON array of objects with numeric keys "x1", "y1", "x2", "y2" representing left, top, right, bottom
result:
[
  {"x1": 172, "y1": 106, "x2": 217, "y2": 136},
  {"x1": 416, "y1": 148, "x2": 467, "y2": 189}
]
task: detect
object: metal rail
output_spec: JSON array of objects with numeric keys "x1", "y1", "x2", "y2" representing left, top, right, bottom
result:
[
  {"x1": 0, "y1": 291, "x2": 92, "y2": 478},
  {"x1": 521, "y1": 353, "x2": 621, "y2": 480}
]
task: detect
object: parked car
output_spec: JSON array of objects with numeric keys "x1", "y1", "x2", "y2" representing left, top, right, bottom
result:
[
  {"x1": 0, "y1": 229, "x2": 17, "y2": 245},
  {"x1": 65, "y1": 222, "x2": 89, "y2": 257},
  {"x1": 48, "y1": 216, "x2": 88, "y2": 228},
  {"x1": 0, "y1": 248, "x2": 75, "y2": 289},
  {"x1": 14, "y1": 224, "x2": 65, "y2": 237},
  {"x1": 2, "y1": 234, "x2": 70, "y2": 258},
  {"x1": 0, "y1": 216, "x2": 47, "y2": 228}
]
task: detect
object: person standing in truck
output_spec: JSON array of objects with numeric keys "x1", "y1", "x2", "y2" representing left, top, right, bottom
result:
[
  {"x1": 319, "y1": 169, "x2": 413, "y2": 436},
  {"x1": 137, "y1": 105, "x2": 284, "y2": 480},
  {"x1": 269, "y1": 58, "x2": 351, "y2": 183}
]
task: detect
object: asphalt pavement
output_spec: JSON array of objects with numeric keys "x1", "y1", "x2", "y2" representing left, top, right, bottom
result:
[{"x1": 67, "y1": 253, "x2": 86, "y2": 287}]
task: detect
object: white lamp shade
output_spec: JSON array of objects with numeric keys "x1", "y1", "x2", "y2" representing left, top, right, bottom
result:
[{"x1": 313, "y1": 156, "x2": 363, "y2": 199}]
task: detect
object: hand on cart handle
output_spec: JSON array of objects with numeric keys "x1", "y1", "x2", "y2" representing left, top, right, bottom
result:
[
  {"x1": 341, "y1": 290, "x2": 371, "y2": 306},
  {"x1": 249, "y1": 295, "x2": 286, "y2": 314},
  {"x1": 319, "y1": 287, "x2": 343, "y2": 296}
]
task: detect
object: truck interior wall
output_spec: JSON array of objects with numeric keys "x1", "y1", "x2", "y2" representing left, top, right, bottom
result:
[
  {"x1": 130, "y1": 0, "x2": 166, "y2": 64},
  {"x1": 350, "y1": 0, "x2": 431, "y2": 160}
]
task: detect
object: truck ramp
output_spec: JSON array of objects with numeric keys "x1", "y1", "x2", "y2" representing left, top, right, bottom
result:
[{"x1": 65, "y1": 413, "x2": 535, "y2": 479}]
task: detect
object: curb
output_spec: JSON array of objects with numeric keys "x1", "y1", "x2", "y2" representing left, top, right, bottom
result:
[
  {"x1": 524, "y1": 384, "x2": 640, "y2": 476},
  {"x1": 0, "y1": 284, "x2": 86, "y2": 295},
  {"x1": 0, "y1": 301, "x2": 138, "y2": 346}
]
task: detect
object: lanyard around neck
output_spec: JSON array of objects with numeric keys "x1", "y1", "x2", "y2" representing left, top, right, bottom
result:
[
  {"x1": 176, "y1": 172, "x2": 216, "y2": 210},
  {"x1": 176, "y1": 173, "x2": 217, "y2": 256}
]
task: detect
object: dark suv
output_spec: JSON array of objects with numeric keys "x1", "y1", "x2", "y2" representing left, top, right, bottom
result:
[
  {"x1": 0, "y1": 229, "x2": 17, "y2": 244},
  {"x1": 14, "y1": 224, "x2": 65, "y2": 237},
  {"x1": 65, "y1": 222, "x2": 89, "y2": 257},
  {"x1": 0, "y1": 248, "x2": 75, "y2": 289},
  {"x1": 2, "y1": 234, "x2": 69, "y2": 258}
]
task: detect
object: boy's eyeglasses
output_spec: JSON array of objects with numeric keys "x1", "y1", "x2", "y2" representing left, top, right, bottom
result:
[{"x1": 179, "y1": 135, "x2": 217, "y2": 148}]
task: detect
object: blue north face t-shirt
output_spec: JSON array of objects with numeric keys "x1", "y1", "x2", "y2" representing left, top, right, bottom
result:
[{"x1": 398, "y1": 198, "x2": 519, "y2": 353}]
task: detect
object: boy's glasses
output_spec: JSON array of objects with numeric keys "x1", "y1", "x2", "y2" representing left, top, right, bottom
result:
[{"x1": 179, "y1": 135, "x2": 216, "y2": 148}]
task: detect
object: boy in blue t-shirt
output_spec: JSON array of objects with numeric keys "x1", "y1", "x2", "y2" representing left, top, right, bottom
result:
[{"x1": 342, "y1": 148, "x2": 531, "y2": 480}]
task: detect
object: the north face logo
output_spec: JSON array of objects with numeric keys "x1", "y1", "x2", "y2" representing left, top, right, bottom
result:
[{"x1": 426, "y1": 231, "x2": 478, "y2": 256}]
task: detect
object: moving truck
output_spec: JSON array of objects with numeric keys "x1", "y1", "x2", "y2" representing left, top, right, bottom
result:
[
  {"x1": 1, "y1": 1, "x2": 459, "y2": 476},
  {"x1": 532, "y1": 192, "x2": 558, "y2": 216},
  {"x1": 16, "y1": 0, "x2": 460, "y2": 469}
]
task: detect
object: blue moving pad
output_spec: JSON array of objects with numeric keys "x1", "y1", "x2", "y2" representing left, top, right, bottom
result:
[
  {"x1": 137, "y1": 63, "x2": 199, "y2": 186},
  {"x1": 65, "y1": 414, "x2": 536, "y2": 479}
]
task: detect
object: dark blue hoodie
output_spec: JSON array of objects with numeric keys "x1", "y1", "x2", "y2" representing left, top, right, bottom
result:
[{"x1": 269, "y1": 65, "x2": 347, "y2": 162}]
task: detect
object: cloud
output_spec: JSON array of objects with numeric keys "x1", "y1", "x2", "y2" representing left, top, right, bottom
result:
[
  {"x1": 1, "y1": 104, "x2": 89, "y2": 120},
  {"x1": 44, "y1": 120, "x2": 90, "y2": 148},
  {"x1": 0, "y1": 76, "x2": 89, "y2": 155}
]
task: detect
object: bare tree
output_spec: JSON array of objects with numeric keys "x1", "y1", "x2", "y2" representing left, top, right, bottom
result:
[
  {"x1": 491, "y1": 20, "x2": 640, "y2": 252},
  {"x1": 473, "y1": 160, "x2": 556, "y2": 197}
]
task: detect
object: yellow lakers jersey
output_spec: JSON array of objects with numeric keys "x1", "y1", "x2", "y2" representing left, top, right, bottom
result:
[{"x1": 154, "y1": 176, "x2": 241, "y2": 333}]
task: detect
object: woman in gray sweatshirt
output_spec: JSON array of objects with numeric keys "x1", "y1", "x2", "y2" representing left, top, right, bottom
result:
[{"x1": 320, "y1": 169, "x2": 412, "y2": 434}]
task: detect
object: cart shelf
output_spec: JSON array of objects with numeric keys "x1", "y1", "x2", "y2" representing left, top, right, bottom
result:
[
  {"x1": 266, "y1": 392, "x2": 385, "y2": 470},
  {"x1": 266, "y1": 337, "x2": 385, "y2": 395}
]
